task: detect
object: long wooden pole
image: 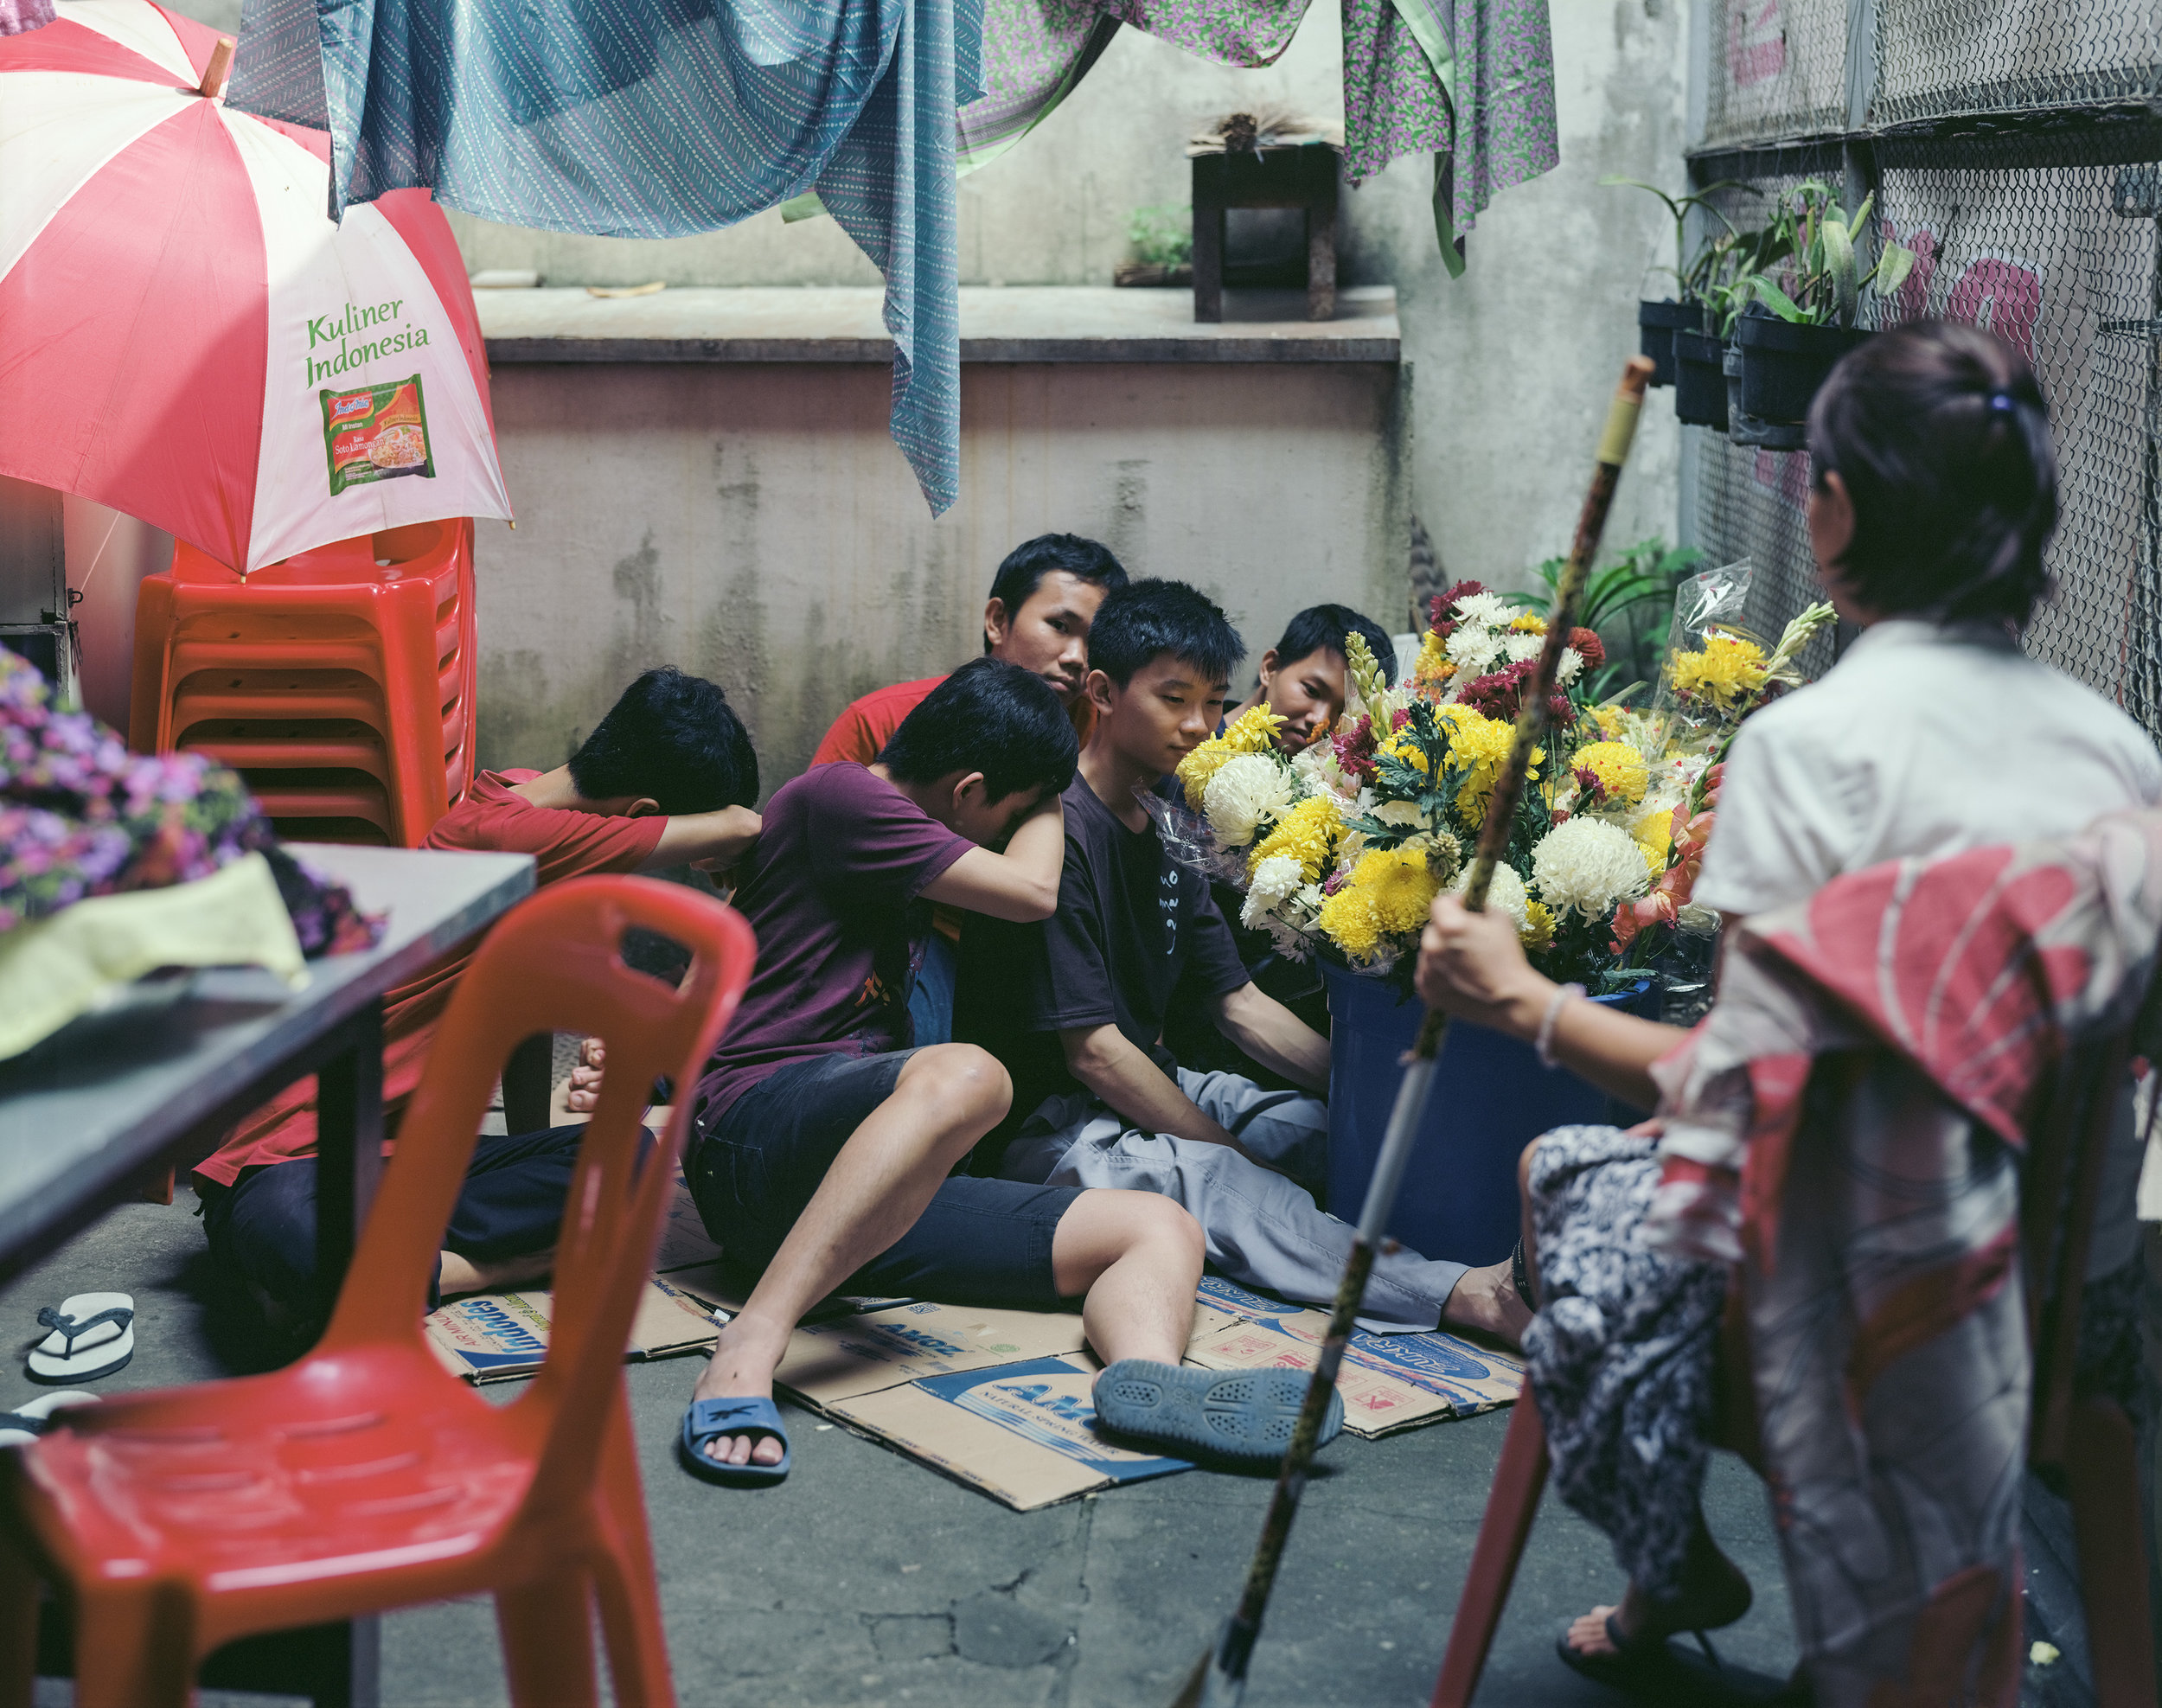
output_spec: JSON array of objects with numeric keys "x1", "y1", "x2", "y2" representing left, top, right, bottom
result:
[{"x1": 1171, "y1": 354, "x2": 1656, "y2": 1708}]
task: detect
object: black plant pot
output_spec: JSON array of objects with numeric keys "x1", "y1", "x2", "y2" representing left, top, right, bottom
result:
[
  {"x1": 1636, "y1": 298, "x2": 1704, "y2": 389},
  {"x1": 1724, "y1": 344, "x2": 1807, "y2": 450},
  {"x1": 1673, "y1": 330, "x2": 1729, "y2": 431},
  {"x1": 1736, "y1": 312, "x2": 1871, "y2": 425}
]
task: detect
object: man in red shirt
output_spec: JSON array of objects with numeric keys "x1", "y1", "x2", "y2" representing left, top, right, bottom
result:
[
  {"x1": 811, "y1": 534, "x2": 1127, "y2": 1048},
  {"x1": 195, "y1": 668, "x2": 761, "y2": 1339}
]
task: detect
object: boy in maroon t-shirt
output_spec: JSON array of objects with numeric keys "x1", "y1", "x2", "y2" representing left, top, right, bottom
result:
[
  {"x1": 680, "y1": 660, "x2": 1333, "y2": 1485},
  {"x1": 195, "y1": 668, "x2": 761, "y2": 1337}
]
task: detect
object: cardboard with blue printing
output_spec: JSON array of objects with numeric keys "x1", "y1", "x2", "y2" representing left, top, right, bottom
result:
[{"x1": 830, "y1": 1354, "x2": 1193, "y2": 1511}]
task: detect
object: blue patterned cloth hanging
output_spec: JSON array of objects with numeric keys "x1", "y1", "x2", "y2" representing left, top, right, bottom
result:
[{"x1": 231, "y1": 0, "x2": 980, "y2": 514}]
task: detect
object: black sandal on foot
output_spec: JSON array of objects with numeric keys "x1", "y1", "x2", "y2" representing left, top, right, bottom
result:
[{"x1": 1510, "y1": 1238, "x2": 1536, "y2": 1312}]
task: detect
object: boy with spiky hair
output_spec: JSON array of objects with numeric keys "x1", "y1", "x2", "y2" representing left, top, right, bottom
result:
[{"x1": 957, "y1": 581, "x2": 1530, "y2": 1346}]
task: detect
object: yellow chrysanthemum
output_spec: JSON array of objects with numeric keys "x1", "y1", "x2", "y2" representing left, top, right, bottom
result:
[
  {"x1": 1435, "y1": 704, "x2": 1542, "y2": 827},
  {"x1": 1569, "y1": 739, "x2": 1650, "y2": 808},
  {"x1": 1315, "y1": 848, "x2": 1442, "y2": 962},
  {"x1": 1376, "y1": 729, "x2": 1431, "y2": 776},
  {"x1": 1509, "y1": 611, "x2": 1547, "y2": 635},
  {"x1": 1520, "y1": 899, "x2": 1555, "y2": 950},
  {"x1": 1248, "y1": 795, "x2": 1342, "y2": 885},
  {"x1": 1634, "y1": 816, "x2": 1673, "y2": 874},
  {"x1": 1175, "y1": 701, "x2": 1288, "y2": 809},
  {"x1": 1592, "y1": 704, "x2": 1632, "y2": 741},
  {"x1": 1668, "y1": 633, "x2": 1770, "y2": 713}
]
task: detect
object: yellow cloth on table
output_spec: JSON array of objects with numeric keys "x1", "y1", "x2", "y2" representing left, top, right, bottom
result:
[{"x1": 0, "y1": 854, "x2": 306, "y2": 1060}]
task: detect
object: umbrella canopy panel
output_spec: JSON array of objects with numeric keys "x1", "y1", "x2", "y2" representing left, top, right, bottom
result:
[{"x1": 1, "y1": 0, "x2": 511, "y2": 573}]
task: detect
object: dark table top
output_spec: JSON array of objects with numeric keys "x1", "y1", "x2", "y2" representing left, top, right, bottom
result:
[{"x1": 0, "y1": 843, "x2": 534, "y2": 1261}]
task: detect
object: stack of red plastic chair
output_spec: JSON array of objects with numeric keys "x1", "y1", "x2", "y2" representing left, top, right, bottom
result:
[{"x1": 129, "y1": 519, "x2": 478, "y2": 846}]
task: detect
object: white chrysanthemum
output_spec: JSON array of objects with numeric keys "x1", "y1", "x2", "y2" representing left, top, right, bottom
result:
[
  {"x1": 1446, "y1": 626, "x2": 1503, "y2": 675},
  {"x1": 1203, "y1": 753, "x2": 1294, "y2": 847},
  {"x1": 1263, "y1": 918, "x2": 1312, "y2": 962},
  {"x1": 1372, "y1": 800, "x2": 1426, "y2": 827},
  {"x1": 1502, "y1": 631, "x2": 1544, "y2": 665},
  {"x1": 1241, "y1": 854, "x2": 1304, "y2": 928},
  {"x1": 1556, "y1": 646, "x2": 1584, "y2": 686},
  {"x1": 1452, "y1": 861, "x2": 1531, "y2": 934},
  {"x1": 1531, "y1": 816, "x2": 1653, "y2": 916},
  {"x1": 1453, "y1": 592, "x2": 1516, "y2": 628}
]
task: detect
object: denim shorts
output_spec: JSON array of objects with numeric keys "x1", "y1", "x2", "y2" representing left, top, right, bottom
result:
[{"x1": 689, "y1": 1049, "x2": 1083, "y2": 1309}]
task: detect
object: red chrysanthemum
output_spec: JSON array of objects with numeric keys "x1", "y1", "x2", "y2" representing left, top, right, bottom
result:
[{"x1": 1568, "y1": 627, "x2": 1606, "y2": 669}]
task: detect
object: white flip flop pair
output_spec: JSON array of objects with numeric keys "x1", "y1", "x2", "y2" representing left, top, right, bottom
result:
[{"x1": 27, "y1": 1292, "x2": 134, "y2": 1385}]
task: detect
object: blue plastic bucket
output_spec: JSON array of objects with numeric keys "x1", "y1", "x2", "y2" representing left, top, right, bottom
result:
[{"x1": 1321, "y1": 963, "x2": 1653, "y2": 1268}]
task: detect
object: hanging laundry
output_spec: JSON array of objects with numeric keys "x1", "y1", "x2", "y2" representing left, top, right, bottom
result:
[
  {"x1": 230, "y1": 0, "x2": 975, "y2": 513},
  {"x1": 963, "y1": 0, "x2": 1557, "y2": 270}
]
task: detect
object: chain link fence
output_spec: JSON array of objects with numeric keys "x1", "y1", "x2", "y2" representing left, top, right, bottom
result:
[{"x1": 1679, "y1": 0, "x2": 2162, "y2": 741}]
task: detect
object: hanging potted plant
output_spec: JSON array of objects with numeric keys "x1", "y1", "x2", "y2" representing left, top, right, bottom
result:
[
  {"x1": 1604, "y1": 177, "x2": 1755, "y2": 388},
  {"x1": 1730, "y1": 182, "x2": 1916, "y2": 448},
  {"x1": 1673, "y1": 219, "x2": 1784, "y2": 432}
]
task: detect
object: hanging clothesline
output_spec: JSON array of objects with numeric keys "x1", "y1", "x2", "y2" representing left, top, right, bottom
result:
[{"x1": 221, "y1": 0, "x2": 1557, "y2": 515}]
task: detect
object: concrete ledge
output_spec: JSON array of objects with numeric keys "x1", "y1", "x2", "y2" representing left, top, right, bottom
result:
[{"x1": 477, "y1": 284, "x2": 1399, "y2": 364}]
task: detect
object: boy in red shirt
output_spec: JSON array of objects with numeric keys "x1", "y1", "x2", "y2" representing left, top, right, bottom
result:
[
  {"x1": 812, "y1": 534, "x2": 1127, "y2": 1049},
  {"x1": 195, "y1": 668, "x2": 761, "y2": 1336}
]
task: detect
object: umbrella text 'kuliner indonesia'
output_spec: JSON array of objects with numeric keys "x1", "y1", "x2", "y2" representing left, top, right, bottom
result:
[{"x1": 1, "y1": 0, "x2": 511, "y2": 574}]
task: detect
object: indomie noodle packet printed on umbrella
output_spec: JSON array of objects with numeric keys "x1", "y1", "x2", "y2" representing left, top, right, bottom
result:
[{"x1": 320, "y1": 375, "x2": 434, "y2": 496}]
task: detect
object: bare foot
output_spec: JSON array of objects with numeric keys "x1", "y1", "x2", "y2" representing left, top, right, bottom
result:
[
  {"x1": 1441, "y1": 1258, "x2": 1532, "y2": 1347},
  {"x1": 688, "y1": 1315, "x2": 791, "y2": 1469},
  {"x1": 1564, "y1": 1523, "x2": 1752, "y2": 1658},
  {"x1": 565, "y1": 1038, "x2": 604, "y2": 1114},
  {"x1": 438, "y1": 1246, "x2": 555, "y2": 1298}
]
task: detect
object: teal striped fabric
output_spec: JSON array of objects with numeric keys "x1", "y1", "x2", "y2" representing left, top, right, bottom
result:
[{"x1": 233, "y1": 0, "x2": 981, "y2": 513}]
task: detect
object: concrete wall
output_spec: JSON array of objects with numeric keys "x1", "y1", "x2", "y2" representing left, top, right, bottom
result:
[
  {"x1": 475, "y1": 359, "x2": 1403, "y2": 789},
  {"x1": 167, "y1": 0, "x2": 1690, "y2": 785},
  {"x1": 444, "y1": 0, "x2": 1692, "y2": 608}
]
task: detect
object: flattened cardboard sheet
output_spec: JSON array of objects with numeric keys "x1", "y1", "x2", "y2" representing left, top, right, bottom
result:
[
  {"x1": 775, "y1": 1300, "x2": 1091, "y2": 1411},
  {"x1": 424, "y1": 1274, "x2": 718, "y2": 1384},
  {"x1": 832, "y1": 1355, "x2": 1192, "y2": 1512}
]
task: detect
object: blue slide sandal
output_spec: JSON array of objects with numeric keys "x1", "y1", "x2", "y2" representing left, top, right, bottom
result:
[
  {"x1": 1091, "y1": 1359, "x2": 1344, "y2": 1466},
  {"x1": 678, "y1": 1396, "x2": 792, "y2": 1487}
]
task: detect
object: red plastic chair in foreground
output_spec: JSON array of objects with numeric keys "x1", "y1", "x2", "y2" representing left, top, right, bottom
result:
[
  {"x1": 128, "y1": 519, "x2": 478, "y2": 847},
  {"x1": 1430, "y1": 1028, "x2": 2157, "y2": 1708},
  {"x1": 0, "y1": 876, "x2": 756, "y2": 1708}
]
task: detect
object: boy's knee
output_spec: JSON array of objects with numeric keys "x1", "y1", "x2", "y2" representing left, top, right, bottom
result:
[
  {"x1": 1123, "y1": 1192, "x2": 1205, "y2": 1266},
  {"x1": 905, "y1": 1042, "x2": 1012, "y2": 1122}
]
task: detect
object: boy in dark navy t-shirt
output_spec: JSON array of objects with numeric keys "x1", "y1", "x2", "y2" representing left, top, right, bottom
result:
[{"x1": 960, "y1": 583, "x2": 1531, "y2": 1344}]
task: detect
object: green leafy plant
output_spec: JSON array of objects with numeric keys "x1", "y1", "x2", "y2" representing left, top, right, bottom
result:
[
  {"x1": 1602, "y1": 177, "x2": 1762, "y2": 303},
  {"x1": 1508, "y1": 537, "x2": 1704, "y2": 700},
  {"x1": 1740, "y1": 182, "x2": 1917, "y2": 329},
  {"x1": 1127, "y1": 204, "x2": 1193, "y2": 269}
]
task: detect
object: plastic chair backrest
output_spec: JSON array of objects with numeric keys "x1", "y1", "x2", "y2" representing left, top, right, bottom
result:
[{"x1": 318, "y1": 875, "x2": 755, "y2": 1487}]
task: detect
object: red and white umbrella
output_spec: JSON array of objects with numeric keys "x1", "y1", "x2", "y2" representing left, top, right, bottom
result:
[{"x1": 1, "y1": 0, "x2": 511, "y2": 573}]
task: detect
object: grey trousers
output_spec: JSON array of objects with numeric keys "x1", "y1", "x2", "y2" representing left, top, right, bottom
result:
[{"x1": 998, "y1": 1066, "x2": 1470, "y2": 1331}]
